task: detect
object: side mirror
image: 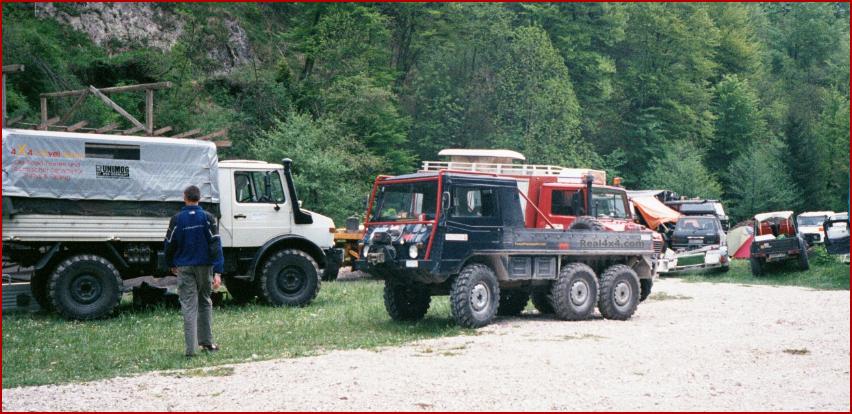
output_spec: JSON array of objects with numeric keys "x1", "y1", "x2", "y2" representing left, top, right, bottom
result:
[{"x1": 441, "y1": 191, "x2": 451, "y2": 213}]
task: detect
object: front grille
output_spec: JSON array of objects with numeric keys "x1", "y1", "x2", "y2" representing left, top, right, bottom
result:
[{"x1": 653, "y1": 240, "x2": 664, "y2": 253}]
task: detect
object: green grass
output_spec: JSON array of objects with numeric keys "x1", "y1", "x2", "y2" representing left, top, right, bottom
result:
[
  {"x1": 2, "y1": 279, "x2": 466, "y2": 388},
  {"x1": 676, "y1": 247, "x2": 849, "y2": 290}
]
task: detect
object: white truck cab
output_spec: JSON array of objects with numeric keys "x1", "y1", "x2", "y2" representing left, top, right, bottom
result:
[{"x1": 796, "y1": 211, "x2": 835, "y2": 245}]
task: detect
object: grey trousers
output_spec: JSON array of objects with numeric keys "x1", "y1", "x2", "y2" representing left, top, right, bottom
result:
[{"x1": 177, "y1": 265, "x2": 214, "y2": 355}]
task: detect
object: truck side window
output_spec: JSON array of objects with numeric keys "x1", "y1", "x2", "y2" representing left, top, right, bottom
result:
[
  {"x1": 551, "y1": 190, "x2": 575, "y2": 216},
  {"x1": 234, "y1": 171, "x2": 286, "y2": 204},
  {"x1": 452, "y1": 187, "x2": 497, "y2": 218}
]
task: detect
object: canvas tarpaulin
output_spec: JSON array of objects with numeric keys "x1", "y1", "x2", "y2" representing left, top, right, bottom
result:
[
  {"x1": 2, "y1": 128, "x2": 219, "y2": 204},
  {"x1": 630, "y1": 195, "x2": 681, "y2": 229},
  {"x1": 728, "y1": 225, "x2": 754, "y2": 259}
]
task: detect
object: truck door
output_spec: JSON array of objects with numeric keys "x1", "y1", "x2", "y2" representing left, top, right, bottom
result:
[
  {"x1": 227, "y1": 170, "x2": 291, "y2": 247},
  {"x1": 443, "y1": 184, "x2": 502, "y2": 262}
]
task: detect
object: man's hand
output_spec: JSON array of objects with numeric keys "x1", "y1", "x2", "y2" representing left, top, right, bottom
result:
[
  {"x1": 170, "y1": 267, "x2": 178, "y2": 276},
  {"x1": 213, "y1": 273, "x2": 222, "y2": 290}
]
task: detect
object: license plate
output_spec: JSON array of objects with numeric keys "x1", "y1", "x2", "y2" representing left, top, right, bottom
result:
[
  {"x1": 688, "y1": 239, "x2": 703, "y2": 244},
  {"x1": 769, "y1": 253, "x2": 786, "y2": 260}
]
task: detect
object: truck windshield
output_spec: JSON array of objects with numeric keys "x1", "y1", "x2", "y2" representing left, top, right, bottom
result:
[
  {"x1": 675, "y1": 217, "x2": 717, "y2": 232},
  {"x1": 798, "y1": 216, "x2": 828, "y2": 226},
  {"x1": 592, "y1": 190, "x2": 628, "y2": 219},
  {"x1": 371, "y1": 181, "x2": 438, "y2": 222}
]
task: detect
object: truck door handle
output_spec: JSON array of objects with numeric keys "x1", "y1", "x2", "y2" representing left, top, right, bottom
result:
[{"x1": 234, "y1": 214, "x2": 247, "y2": 219}]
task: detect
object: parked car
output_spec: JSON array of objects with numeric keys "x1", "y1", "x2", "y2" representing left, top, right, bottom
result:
[
  {"x1": 823, "y1": 212, "x2": 849, "y2": 259},
  {"x1": 797, "y1": 211, "x2": 835, "y2": 245},
  {"x1": 749, "y1": 211, "x2": 808, "y2": 276},
  {"x1": 664, "y1": 216, "x2": 729, "y2": 273},
  {"x1": 666, "y1": 199, "x2": 729, "y2": 230}
]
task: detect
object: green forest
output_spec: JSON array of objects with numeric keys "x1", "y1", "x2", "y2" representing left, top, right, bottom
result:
[{"x1": 3, "y1": 2, "x2": 849, "y2": 224}]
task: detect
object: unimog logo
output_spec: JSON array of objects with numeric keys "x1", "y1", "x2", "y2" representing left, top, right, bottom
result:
[{"x1": 95, "y1": 164, "x2": 130, "y2": 179}]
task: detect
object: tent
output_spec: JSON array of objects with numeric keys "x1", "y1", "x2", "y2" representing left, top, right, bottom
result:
[
  {"x1": 630, "y1": 195, "x2": 681, "y2": 229},
  {"x1": 728, "y1": 225, "x2": 754, "y2": 259}
]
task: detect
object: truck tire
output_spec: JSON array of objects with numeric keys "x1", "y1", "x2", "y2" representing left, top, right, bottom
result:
[
  {"x1": 224, "y1": 275, "x2": 256, "y2": 304},
  {"x1": 551, "y1": 263, "x2": 598, "y2": 320},
  {"x1": 798, "y1": 240, "x2": 810, "y2": 271},
  {"x1": 640, "y1": 279, "x2": 653, "y2": 302},
  {"x1": 530, "y1": 287, "x2": 554, "y2": 314},
  {"x1": 30, "y1": 270, "x2": 54, "y2": 311},
  {"x1": 383, "y1": 279, "x2": 431, "y2": 321},
  {"x1": 450, "y1": 264, "x2": 500, "y2": 328},
  {"x1": 597, "y1": 264, "x2": 640, "y2": 321},
  {"x1": 750, "y1": 257, "x2": 763, "y2": 276},
  {"x1": 497, "y1": 288, "x2": 529, "y2": 316},
  {"x1": 48, "y1": 255, "x2": 122, "y2": 320},
  {"x1": 257, "y1": 249, "x2": 320, "y2": 307},
  {"x1": 569, "y1": 216, "x2": 605, "y2": 231}
]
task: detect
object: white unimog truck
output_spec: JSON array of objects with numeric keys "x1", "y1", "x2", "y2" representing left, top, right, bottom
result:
[{"x1": 2, "y1": 128, "x2": 342, "y2": 319}]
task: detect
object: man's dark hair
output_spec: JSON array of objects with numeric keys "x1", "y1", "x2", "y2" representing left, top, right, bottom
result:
[{"x1": 184, "y1": 185, "x2": 202, "y2": 202}]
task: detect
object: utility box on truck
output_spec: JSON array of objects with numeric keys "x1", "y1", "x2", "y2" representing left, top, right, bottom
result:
[{"x1": 2, "y1": 128, "x2": 342, "y2": 319}]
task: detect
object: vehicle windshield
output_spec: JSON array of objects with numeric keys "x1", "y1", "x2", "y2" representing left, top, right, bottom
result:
[
  {"x1": 675, "y1": 217, "x2": 717, "y2": 232},
  {"x1": 370, "y1": 181, "x2": 438, "y2": 222},
  {"x1": 592, "y1": 190, "x2": 629, "y2": 219},
  {"x1": 798, "y1": 216, "x2": 828, "y2": 226}
]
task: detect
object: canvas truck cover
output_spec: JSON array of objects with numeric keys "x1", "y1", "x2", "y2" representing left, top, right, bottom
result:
[
  {"x1": 630, "y1": 195, "x2": 681, "y2": 229},
  {"x1": 2, "y1": 128, "x2": 219, "y2": 203}
]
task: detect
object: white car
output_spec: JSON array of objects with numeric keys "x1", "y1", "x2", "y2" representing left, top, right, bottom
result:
[{"x1": 797, "y1": 211, "x2": 835, "y2": 245}]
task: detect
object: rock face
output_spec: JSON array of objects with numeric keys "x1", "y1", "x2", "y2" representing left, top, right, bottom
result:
[{"x1": 35, "y1": 3, "x2": 253, "y2": 73}]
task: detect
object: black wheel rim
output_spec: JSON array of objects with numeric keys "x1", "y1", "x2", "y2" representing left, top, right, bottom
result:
[
  {"x1": 70, "y1": 274, "x2": 103, "y2": 304},
  {"x1": 276, "y1": 265, "x2": 306, "y2": 295}
]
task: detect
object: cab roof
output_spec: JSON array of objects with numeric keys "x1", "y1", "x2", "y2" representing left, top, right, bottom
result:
[{"x1": 219, "y1": 159, "x2": 283, "y2": 169}]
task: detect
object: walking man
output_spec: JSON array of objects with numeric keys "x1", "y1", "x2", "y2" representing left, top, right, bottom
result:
[{"x1": 164, "y1": 185, "x2": 224, "y2": 357}]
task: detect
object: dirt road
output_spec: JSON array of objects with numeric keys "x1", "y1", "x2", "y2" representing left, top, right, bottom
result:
[{"x1": 3, "y1": 278, "x2": 849, "y2": 411}]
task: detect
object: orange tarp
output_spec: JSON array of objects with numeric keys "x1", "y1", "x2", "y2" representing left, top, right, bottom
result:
[{"x1": 631, "y1": 196, "x2": 682, "y2": 229}]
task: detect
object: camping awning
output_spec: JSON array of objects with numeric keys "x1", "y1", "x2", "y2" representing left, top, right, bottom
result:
[{"x1": 631, "y1": 195, "x2": 681, "y2": 229}]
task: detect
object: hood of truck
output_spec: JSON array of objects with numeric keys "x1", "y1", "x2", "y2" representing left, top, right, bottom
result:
[{"x1": 299, "y1": 209, "x2": 336, "y2": 248}]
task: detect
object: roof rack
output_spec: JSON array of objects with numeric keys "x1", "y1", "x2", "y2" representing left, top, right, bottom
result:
[{"x1": 419, "y1": 161, "x2": 606, "y2": 185}]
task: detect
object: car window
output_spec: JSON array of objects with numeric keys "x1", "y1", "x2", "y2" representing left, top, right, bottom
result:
[
  {"x1": 234, "y1": 171, "x2": 286, "y2": 204},
  {"x1": 452, "y1": 187, "x2": 497, "y2": 218},
  {"x1": 551, "y1": 190, "x2": 577, "y2": 216}
]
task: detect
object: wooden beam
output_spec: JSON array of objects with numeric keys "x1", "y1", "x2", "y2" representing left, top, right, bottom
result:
[
  {"x1": 153, "y1": 126, "x2": 172, "y2": 136},
  {"x1": 145, "y1": 89, "x2": 154, "y2": 134},
  {"x1": 59, "y1": 91, "x2": 89, "y2": 124},
  {"x1": 41, "y1": 82, "x2": 172, "y2": 98},
  {"x1": 66, "y1": 121, "x2": 88, "y2": 132},
  {"x1": 40, "y1": 97, "x2": 48, "y2": 128},
  {"x1": 172, "y1": 128, "x2": 201, "y2": 138},
  {"x1": 214, "y1": 140, "x2": 232, "y2": 148},
  {"x1": 89, "y1": 86, "x2": 145, "y2": 130},
  {"x1": 95, "y1": 123, "x2": 119, "y2": 133},
  {"x1": 37, "y1": 117, "x2": 60, "y2": 130},
  {"x1": 197, "y1": 129, "x2": 228, "y2": 141},
  {"x1": 121, "y1": 125, "x2": 145, "y2": 135},
  {"x1": 2, "y1": 64, "x2": 24, "y2": 73}
]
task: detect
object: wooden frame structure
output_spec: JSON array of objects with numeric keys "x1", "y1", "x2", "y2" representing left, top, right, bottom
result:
[{"x1": 2, "y1": 65, "x2": 230, "y2": 148}]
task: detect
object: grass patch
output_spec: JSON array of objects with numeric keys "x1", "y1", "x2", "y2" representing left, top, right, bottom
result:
[
  {"x1": 2, "y1": 279, "x2": 466, "y2": 388},
  {"x1": 676, "y1": 247, "x2": 849, "y2": 290}
]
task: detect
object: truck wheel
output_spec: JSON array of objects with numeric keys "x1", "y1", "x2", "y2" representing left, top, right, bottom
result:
[
  {"x1": 383, "y1": 279, "x2": 431, "y2": 321},
  {"x1": 551, "y1": 263, "x2": 598, "y2": 320},
  {"x1": 530, "y1": 287, "x2": 554, "y2": 314},
  {"x1": 30, "y1": 270, "x2": 54, "y2": 311},
  {"x1": 798, "y1": 250, "x2": 810, "y2": 271},
  {"x1": 750, "y1": 257, "x2": 763, "y2": 276},
  {"x1": 497, "y1": 288, "x2": 529, "y2": 316},
  {"x1": 639, "y1": 278, "x2": 653, "y2": 302},
  {"x1": 569, "y1": 216, "x2": 605, "y2": 231},
  {"x1": 48, "y1": 255, "x2": 122, "y2": 320},
  {"x1": 224, "y1": 276, "x2": 256, "y2": 304},
  {"x1": 597, "y1": 264, "x2": 640, "y2": 321},
  {"x1": 450, "y1": 264, "x2": 500, "y2": 328},
  {"x1": 257, "y1": 249, "x2": 320, "y2": 307}
]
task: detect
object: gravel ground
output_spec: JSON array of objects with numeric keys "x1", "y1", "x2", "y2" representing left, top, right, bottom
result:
[{"x1": 3, "y1": 278, "x2": 849, "y2": 411}]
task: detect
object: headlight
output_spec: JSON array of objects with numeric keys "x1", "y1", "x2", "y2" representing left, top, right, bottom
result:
[
  {"x1": 408, "y1": 244, "x2": 419, "y2": 259},
  {"x1": 362, "y1": 245, "x2": 370, "y2": 257}
]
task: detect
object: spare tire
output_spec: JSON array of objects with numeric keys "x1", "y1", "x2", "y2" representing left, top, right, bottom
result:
[{"x1": 569, "y1": 216, "x2": 605, "y2": 231}]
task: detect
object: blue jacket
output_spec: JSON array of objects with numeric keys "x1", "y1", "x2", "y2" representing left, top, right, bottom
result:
[{"x1": 164, "y1": 205, "x2": 224, "y2": 273}]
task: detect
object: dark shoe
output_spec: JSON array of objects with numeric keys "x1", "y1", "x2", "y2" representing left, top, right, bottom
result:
[{"x1": 201, "y1": 344, "x2": 220, "y2": 352}]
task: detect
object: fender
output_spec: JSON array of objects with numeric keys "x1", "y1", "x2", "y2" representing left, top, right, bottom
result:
[{"x1": 249, "y1": 234, "x2": 326, "y2": 279}]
